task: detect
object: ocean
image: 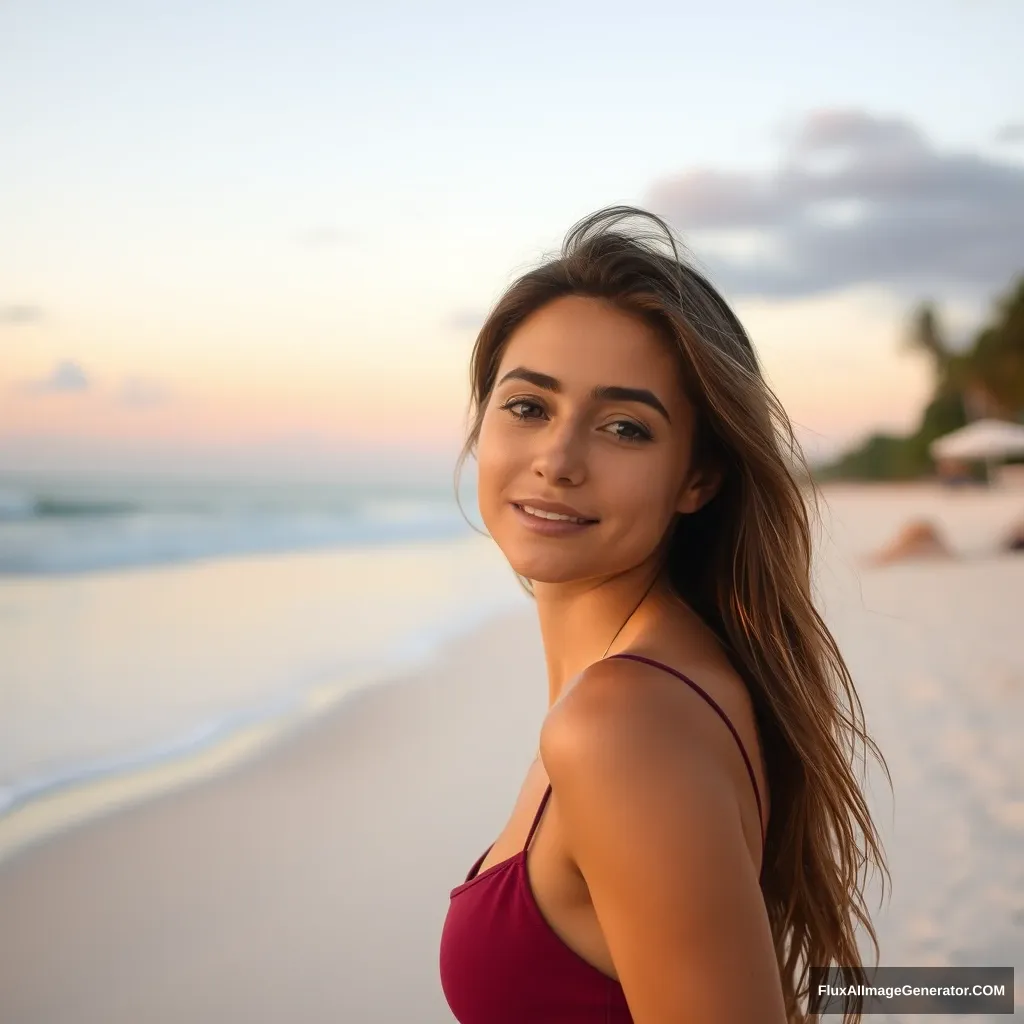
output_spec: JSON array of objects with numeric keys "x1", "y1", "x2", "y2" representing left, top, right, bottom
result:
[
  {"x1": 0, "y1": 471, "x2": 477, "y2": 575},
  {"x1": 0, "y1": 470, "x2": 530, "y2": 861}
]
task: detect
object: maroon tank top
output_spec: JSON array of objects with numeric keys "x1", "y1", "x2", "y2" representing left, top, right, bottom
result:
[{"x1": 439, "y1": 653, "x2": 766, "y2": 1023}]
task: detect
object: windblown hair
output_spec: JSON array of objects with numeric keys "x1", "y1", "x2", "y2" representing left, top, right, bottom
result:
[{"x1": 453, "y1": 206, "x2": 890, "y2": 1023}]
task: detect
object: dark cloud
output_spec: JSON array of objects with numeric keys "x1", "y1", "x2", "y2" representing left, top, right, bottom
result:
[
  {"x1": 20, "y1": 359, "x2": 90, "y2": 394},
  {"x1": 995, "y1": 122, "x2": 1024, "y2": 144},
  {"x1": 0, "y1": 305, "x2": 44, "y2": 325},
  {"x1": 646, "y1": 109, "x2": 1024, "y2": 299}
]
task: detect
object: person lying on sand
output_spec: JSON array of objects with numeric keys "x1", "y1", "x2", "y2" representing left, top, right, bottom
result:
[{"x1": 868, "y1": 519, "x2": 954, "y2": 566}]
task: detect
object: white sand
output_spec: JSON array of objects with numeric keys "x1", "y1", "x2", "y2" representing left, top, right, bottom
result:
[{"x1": 0, "y1": 483, "x2": 1021, "y2": 1022}]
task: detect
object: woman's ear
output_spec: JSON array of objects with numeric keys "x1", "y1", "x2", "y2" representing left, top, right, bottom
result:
[{"x1": 676, "y1": 464, "x2": 723, "y2": 515}]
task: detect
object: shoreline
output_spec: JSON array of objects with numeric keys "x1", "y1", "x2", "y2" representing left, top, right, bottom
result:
[
  {"x1": 0, "y1": 531, "x2": 527, "y2": 868},
  {"x1": 0, "y1": 600, "x2": 528, "y2": 871},
  {"x1": 0, "y1": 665, "x2": 379, "y2": 869},
  {"x1": 0, "y1": 602, "x2": 548, "y2": 1023}
]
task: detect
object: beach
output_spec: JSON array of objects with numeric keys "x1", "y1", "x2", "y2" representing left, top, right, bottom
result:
[
  {"x1": 0, "y1": 482, "x2": 1022, "y2": 1022},
  {"x1": 0, "y1": 603, "x2": 549, "y2": 1024}
]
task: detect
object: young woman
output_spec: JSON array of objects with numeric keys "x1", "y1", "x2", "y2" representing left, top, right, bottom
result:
[{"x1": 439, "y1": 206, "x2": 889, "y2": 1023}]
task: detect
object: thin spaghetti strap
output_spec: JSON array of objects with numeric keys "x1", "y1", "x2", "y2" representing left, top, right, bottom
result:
[
  {"x1": 523, "y1": 783, "x2": 553, "y2": 853},
  {"x1": 608, "y1": 653, "x2": 766, "y2": 846}
]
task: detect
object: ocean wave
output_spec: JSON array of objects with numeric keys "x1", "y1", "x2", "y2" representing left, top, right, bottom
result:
[
  {"x1": 0, "y1": 487, "x2": 37, "y2": 521},
  {"x1": 0, "y1": 694, "x2": 300, "y2": 821},
  {"x1": 0, "y1": 478, "x2": 474, "y2": 575},
  {"x1": 0, "y1": 508, "x2": 470, "y2": 575}
]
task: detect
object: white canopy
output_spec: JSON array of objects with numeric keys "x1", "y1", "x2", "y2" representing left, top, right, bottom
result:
[{"x1": 929, "y1": 418, "x2": 1024, "y2": 461}]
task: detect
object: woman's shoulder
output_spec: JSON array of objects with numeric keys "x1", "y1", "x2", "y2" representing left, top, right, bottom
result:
[
  {"x1": 552, "y1": 645, "x2": 758, "y2": 744},
  {"x1": 544, "y1": 648, "x2": 751, "y2": 752},
  {"x1": 542, "y1": 650, "x2": 769, "y2": 853}
]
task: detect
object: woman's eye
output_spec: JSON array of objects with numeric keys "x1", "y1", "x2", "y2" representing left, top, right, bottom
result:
[
  {"x1": 611, "y1": 421, "x2": 649, "y2": 441},
  {"x1": 501, "y1": 399, "x2": 543, "y2": 420},
  {"x1": 499, "y1": 399, "x2": 651, "y2": 444}
]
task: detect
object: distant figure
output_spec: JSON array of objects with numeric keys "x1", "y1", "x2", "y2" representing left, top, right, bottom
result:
[
  {"x1": 935, "y1": 457, "x2": 976, "y2": 487},
  {"x1": 870, "y1": 520, "x2": 954, "y2": 565}
]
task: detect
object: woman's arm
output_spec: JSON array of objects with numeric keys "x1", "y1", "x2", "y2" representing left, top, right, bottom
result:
[{"x1": 540, "y1": 659, "x2": 786, "y2": 1023}]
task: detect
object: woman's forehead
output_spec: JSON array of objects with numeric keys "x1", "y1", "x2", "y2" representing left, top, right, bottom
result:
[
  {"x1": 498, "y1": 295, "x2": 680, "y2": 385},
  {"x1": 497, "y1": 303, "x2": 688, "y2": 403}
]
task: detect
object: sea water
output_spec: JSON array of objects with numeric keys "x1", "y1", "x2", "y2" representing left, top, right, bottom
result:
[{"x1": 0, "y1": 470, "x2": 530, "y2": 862}]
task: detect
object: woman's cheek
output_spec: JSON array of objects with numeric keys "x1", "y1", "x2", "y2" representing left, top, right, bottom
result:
[{"x1": 475, "y1": 420, "x2": 511, "y2": 532}]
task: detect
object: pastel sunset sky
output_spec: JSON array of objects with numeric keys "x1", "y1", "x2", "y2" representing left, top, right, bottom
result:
[{"x1": 3, "y1": 0, "x2": 1023, "y2": 482}]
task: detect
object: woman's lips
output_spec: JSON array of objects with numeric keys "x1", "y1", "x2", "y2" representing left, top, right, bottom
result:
[{"x1": 510, "y1": 502, "x2": 599, "y2": 536}]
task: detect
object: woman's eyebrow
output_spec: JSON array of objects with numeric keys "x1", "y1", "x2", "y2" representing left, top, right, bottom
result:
[{"x1": 496, "y1": 366, "x2": 671, "y2": 424}]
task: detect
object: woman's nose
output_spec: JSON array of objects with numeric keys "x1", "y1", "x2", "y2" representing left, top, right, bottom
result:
[{"x1": 530, "y1": 421, "x2": 586, "y2": 485}]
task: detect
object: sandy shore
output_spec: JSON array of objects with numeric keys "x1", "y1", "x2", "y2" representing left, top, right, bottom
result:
[{"x1": 0, "y1": 605, "x2": 549, "y2": 1024}]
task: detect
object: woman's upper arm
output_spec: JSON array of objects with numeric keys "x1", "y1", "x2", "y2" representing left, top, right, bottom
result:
[{"x1": 540, "y1": 661, "x2": 786, "y2": 1024}]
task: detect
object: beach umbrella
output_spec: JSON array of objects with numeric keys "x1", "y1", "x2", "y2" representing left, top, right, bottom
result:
[{"x1": 929, "y1": 419, "x2": 1024, "y2": 461}]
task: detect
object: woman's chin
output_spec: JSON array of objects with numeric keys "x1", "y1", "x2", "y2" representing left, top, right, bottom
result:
[{"x1": 504, "y1": 550, "x2": 591, "y2": 584}]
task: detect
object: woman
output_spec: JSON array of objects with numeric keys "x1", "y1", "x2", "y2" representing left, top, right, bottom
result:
[{"x1": 439, "y1": 206, "x2": 889, "y2": 1023}]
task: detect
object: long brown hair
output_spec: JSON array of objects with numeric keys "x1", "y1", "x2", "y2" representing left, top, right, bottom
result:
[{"x1": 453, "y1": 205, "x2": 890, "y2": 1022}]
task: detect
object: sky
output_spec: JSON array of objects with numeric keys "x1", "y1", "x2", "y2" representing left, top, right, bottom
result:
[{"x1": 2, "y1": 0, "x2": 1023, "y2": 482}]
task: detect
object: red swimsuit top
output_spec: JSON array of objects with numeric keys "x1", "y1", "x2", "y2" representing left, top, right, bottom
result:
[{"x1": 439, "y1": 653, "x2": 766, "y2": 1023}]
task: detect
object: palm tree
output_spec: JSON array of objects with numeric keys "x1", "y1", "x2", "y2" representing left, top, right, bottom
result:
[
  {"x1": 969, "y1": 279, "x2": 1024, "y2": 419},
  {"x1": 904, "y1": 302, "x2": 948, "y2": 372},
  {"x1": 903, "y1": 302, "x2": 966, "y2": 414},
  {"x1": 903, "y1": 301, "x2": 1014, "y2": 421}
]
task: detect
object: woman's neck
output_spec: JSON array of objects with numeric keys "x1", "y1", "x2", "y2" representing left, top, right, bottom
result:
[{"x1": 532, "y1": 561, "x2": 672, "y2": 709}]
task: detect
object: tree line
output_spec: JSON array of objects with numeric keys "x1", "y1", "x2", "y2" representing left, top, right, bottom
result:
[{"x1": 816, "y1": 275, "x2": 1024, "y2": 481}]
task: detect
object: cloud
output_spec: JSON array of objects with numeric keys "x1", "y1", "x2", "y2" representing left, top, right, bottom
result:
[
  {"x1": 19, "y1": 359, "x2": 90, "y2": 394},
  {"x1": 995, "y1": 121, "x2": 1024, "y2": 145},
  {"x1": 0, "y1": 305, "x2": 44, "y2": 325},
  {"x1": 646, "y1": 109, "x2": 1024, "y2": 299},
  {"x1": 116, "y1": 376, "x2": 172, "y2": 407},
  {"x1": 788, "y1": 109, "x2": 930, "y2": 160}
]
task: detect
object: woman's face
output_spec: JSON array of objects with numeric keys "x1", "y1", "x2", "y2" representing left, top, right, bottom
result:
[{"x1": 476, "y1": 294, "x2": 711, "y2": 585}]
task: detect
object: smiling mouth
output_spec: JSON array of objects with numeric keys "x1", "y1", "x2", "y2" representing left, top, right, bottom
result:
[{"x1": 512, "y1": 503, "x2": 599, "y2": 525}]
